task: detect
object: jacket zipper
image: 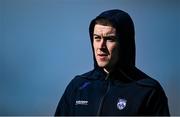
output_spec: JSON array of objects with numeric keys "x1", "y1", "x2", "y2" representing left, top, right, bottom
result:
[{"x1": 96, "y1": 75, "x2": 111, "y2": 115}]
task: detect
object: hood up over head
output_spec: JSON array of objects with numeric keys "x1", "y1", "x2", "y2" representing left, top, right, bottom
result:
[
  {"x1": 89, "y1": 9, "x2": 135, "y2": 70},
  {"x1": 89, "y1": 9, "x2": 152, "y2": 82}
]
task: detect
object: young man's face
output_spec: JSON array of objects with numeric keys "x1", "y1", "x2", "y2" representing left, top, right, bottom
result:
[{"x1": 93, "y1": 24, "x2": 119, "y2": 73}]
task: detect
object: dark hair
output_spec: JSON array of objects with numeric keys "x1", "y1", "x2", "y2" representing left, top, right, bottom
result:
[{"x1": 94, "y1": 18, "x2": 114, "y2": 27}]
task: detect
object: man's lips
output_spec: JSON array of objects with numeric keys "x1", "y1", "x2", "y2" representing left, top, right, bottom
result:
[
  {"x1": 97, "y1": 54, "x2": 108, "y2": 60},
  {"x1": 97, "y1": 53, "x2": 108, "y2": 56}
]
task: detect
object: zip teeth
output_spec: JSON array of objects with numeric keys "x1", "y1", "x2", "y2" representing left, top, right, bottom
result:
[
  {"x1": 105, "y1": 74, "x2": 110, "y2": 80},
  {"x1": 97, "y1": 78, "x2": 111, "y2": 115}
]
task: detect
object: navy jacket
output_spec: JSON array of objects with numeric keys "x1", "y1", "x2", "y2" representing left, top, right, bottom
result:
[
  {"x1": 55, "y1": 67, "x2": 169, "y2": 116},
  {"x1": 55, "y1": 9, "x2": 170, "y2": 116}
]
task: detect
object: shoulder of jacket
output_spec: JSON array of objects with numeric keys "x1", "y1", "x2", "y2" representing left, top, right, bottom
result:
[
  {"x1": 78, "y1": 70, "x2": 94, "y2": 77},
  {"x1": 136, "y1": 77, "x2": 162, "y2": 90},
  {"x1": 68, "y1": 70, "x2": 94, "y2": 86},
  {"x1": 75, "y1": 69, "x2": 97, "y2": 80}
]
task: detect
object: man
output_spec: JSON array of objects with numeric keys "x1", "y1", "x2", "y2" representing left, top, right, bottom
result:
[{"x1": 55, "y1": 9, "x2": 170, "y2": 116}]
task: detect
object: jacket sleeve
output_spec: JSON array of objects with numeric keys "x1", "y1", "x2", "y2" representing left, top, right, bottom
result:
[
  {"x1": 145, "y1": 86, "x2": 170, "y2": 116},
  {"x1": 54, "y1": 77, "x2": 78, "y2": 116}
]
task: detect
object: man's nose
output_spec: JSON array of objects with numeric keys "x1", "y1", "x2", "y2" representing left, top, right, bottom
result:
[{"x1": 99, "y1": 38, "x2": 106, "y2": 48}]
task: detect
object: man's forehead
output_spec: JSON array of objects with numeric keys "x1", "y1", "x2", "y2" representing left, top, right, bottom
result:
[{"x1": 94, "y1": 24, "x2": 116, "y2": 35}]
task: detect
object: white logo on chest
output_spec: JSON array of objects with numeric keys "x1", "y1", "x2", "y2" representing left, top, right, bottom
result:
[
  {"x1": 117, "y1": 98, "x2": 127, "y2": 110},
  {"x1": 75, "y1": 100, "x2": 88, "y2": 105}
]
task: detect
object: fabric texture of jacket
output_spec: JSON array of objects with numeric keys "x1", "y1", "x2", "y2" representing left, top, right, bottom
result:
[{"x1": 55, "y1": 9, "x2": 170, "y2": 116}]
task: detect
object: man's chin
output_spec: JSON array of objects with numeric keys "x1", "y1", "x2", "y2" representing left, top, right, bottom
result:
[{"x1": 97, "y1": 63, "x2": 108, "y2": 68}]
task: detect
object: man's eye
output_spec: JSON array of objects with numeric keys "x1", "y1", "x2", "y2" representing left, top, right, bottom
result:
[
  {"x1": 94, "y1": 36, "x2": 100, "y2": 39},
  {"x1": 104, "y1": 37, "x2": 116, "y2": 42},
  {"x1": 94, "y1": 36, "x2": 101, "y2": 40}
]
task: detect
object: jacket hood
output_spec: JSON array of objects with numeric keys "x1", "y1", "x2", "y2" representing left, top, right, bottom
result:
[{"x1": 89, "y1": 9, "x2": 135, "y2": 69}]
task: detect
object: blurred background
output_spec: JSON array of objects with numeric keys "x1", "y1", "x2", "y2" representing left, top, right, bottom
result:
[{"x1": 0, "y1": 0, "x2": 179, "y2": 115}]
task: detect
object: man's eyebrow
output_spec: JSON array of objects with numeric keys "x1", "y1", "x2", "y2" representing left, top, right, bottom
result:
[{"x1": 93, "y1": 34, "x2": 100, "y2": 36}]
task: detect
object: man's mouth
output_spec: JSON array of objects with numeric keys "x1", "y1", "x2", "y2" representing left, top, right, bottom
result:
[{"x1": 97, "y1": 54, "x2": 108, "y2": 60}]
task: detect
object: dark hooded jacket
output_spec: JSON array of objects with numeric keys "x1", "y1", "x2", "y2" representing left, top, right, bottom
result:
[{"x1": 55, "y1": 9, "x2": 170, "y2": 116}]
